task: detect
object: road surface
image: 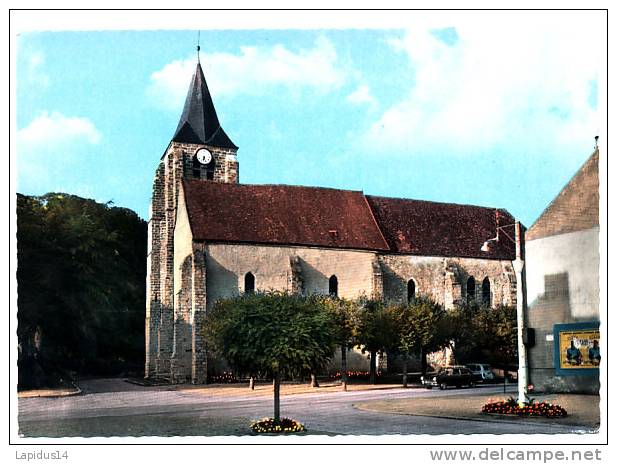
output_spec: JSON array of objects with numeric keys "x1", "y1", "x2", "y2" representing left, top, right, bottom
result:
[{"x1": 17, "y1": 378, "x2": 594, "y2": 438}]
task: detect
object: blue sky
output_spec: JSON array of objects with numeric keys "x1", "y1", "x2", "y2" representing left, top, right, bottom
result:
[{"x1": 15, "y1": 17, "x2": 603, "y2": 226}]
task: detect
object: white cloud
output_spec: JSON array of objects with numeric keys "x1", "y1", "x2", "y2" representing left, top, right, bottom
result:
[
  {"x1": 346, "y1": 84, "x2": 376, "y2": 107},
  {"x1": 21, "y1": 50, "x2": 50, "y2": 89},
  {"x1": 16, "y1": 112, "x2": 102, "y2": 193},
  {"x1": 267, "y1": 121, "x2": 283, "y2": 141},
  {"x1": 148, "y1": 36, "x2": 347, "y2": 109},
  {"x1": 27, "y1": 52, "x2": 49, "y2": 88},
  {"x1": 17, "y1": 111, "x2": 101, "y2": 155},
  {"x1": 363, "y1": 15, "x2": 602, "y2": 156}
]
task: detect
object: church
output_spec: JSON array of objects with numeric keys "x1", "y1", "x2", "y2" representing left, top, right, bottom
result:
[{"x1": 145, "y1": 61, "x2": 518, "y2": 384}]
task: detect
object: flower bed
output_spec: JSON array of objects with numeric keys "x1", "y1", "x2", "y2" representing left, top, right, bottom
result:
[
  {"x1": 482, "y1": 397, "x2": 567, "y2": 418},
  {"x1": 251, "y1": 417, "x2": 306, "y2": 434},
  {"x1": 208, "y1": 372, "x2": 240, "y2": 384},
  {"x1": 329, "y1": 370, "x2": 383, "y2": 380}
]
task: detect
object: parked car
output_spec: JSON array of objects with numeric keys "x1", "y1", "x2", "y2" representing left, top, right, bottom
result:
[
  {"x1": 421, "y1": 366, "x2": 475, "y2": 389},
  {"x1": 466, "y1": 363, "x2": 495, "y2": 383}
]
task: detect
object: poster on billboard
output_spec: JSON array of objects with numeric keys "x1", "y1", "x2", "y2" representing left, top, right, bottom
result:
[{"x1": 554, "y1": 322, "x2": 600, "y2": 375}]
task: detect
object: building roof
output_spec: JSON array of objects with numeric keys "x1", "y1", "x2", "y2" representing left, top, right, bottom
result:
[
  {"x1": 183, "y1": 180, "x2": 516, "y2": 259},
  {"x1": 526, "y1": 149, "x2": 599, "y2": 241},
  {"x1": 183, "y1": 180, "x2": 390, "y2": 251},
  {"x1": 366, "y1": 196, "x2": 515, "y2": 259},
  {"x1": 172, "y1": 63, "x2": 237, "y2": 149}
]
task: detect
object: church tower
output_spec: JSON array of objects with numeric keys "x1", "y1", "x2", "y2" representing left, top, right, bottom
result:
[{"x1": 145, "y1": 61, "x2": 238, "y2": 382}]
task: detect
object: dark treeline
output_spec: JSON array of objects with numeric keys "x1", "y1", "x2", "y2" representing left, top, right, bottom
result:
[{"x1": 17, "y1": 193, "x2": 147, "y2": 389}]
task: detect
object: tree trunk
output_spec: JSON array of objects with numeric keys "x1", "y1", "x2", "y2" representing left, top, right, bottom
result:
[
  {"x1": 402, "y1": 354, "x2": 408, "y2": 388},
  {"x1": 273, "y1": 373, "x2": 281, "y2": 423},
  {"x1": 249, "y1": 376, "x2": 255, "y2": 390},
  {"x1": 341, "y1": 344, "x2": 348, "y2": 391},
  {"x1": 504, "y1": 368, "x2": 508, "y2": 393},
  {"x1": 421, "y1": 346, "x2": 428, "y2": 375},
  {"x1": 370, "y1": 350, "x2": 377, "y2": 384},
  {"x1": 310, "y1": 373, "x2": 319, "y2": 388}
]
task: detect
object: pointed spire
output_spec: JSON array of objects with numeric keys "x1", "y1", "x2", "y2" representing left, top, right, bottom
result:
[
  {"x1": 172, "y1": 62, "x2": 237, "y2": 149},
  {"x1": 197, "y1": 31, "x2": 201, "y2": 63}
]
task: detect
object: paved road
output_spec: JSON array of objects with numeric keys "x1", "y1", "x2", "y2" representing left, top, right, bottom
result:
[{"x1": 17, "y1": 379, "x2": 593, "y2": 437}]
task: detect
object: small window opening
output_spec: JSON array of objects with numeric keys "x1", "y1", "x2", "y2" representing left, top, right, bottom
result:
[
  {"x1": 245, "y1": 272, "x2": 255, "y2": 294},
  {"x1": 466, "y1": 277, "x2": 476, "y2": 303},
  {"x1": 482, "y1": 277, "x2": 491, "y2": 306},
  {"x1": 329, "y1": 275, "x2": 338, "y2": 297},
  {"x1": 407, "y1": 279, "x2": 416, "y2": 303}
]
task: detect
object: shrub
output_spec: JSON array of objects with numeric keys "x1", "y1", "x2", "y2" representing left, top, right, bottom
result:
[
  {"x1": 208, "y1": 372, "x2": 239, "y2": 384},
  {"x1": 329, "y1": 370, "x2": 383, "y2": 380},
  {"x1": 482, "y1": 397, "x2": 567, "y2": 418},
  {"x1": 251, "y1": 417, "x2": 305, "y2": 434}
]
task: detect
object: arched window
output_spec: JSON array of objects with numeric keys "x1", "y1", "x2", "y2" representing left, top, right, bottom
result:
[
  {"x1": 466, "y1": 277, "x2": 476, "y2": 303},
  {"x1": 482, "y1": 277, "x2": 491, "y2": 306},
  {"x1": 329, "y1": 275, "x2": 338, "y2": 297},
  {"x1": 407, "y1": 279, "x2": 416, "y2": 303},
  {"x1": 244, "y1": 272, "x2": 255, "y2": 294}
]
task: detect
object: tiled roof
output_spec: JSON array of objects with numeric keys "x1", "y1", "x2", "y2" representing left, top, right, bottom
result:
[
  {"x1": 183, "y1": 180, "x2": 516, "y2": 259},
  {"x1": 526, "y1": 149, "x2": 599, "y2": 241},
  {"x1": 183, "y1": 180, "x2": 389, "y2": 251},
  {"x1": 366, "y1": 196, "x2": 516, "y2": 260}
]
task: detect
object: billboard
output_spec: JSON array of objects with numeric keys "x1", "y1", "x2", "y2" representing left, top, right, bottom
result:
[{"x1": 554, "y1": 322, "x2": 600, "y2": 376}]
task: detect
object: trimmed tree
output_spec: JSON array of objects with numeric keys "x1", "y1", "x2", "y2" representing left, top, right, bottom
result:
[
  {"x1": 442, "y1": 302, "x2": 517, "y2": 378},
  {"x1": 319, "y1": 296, "x2": 360, "y2": 391},
  {"x1": 477, "y1": 304, "x2": 517, "y2": 369},
  {"x1": 390, "y1": 303, "x2": 414, "y2": 387},
  {"x1": 444, "y1": 302, "x2": 481, "y2": 365},
  {"x1": 204, "y1": 291, "x2": 337, "y2": 423},
  {"x1": 356, "y1": 297, "x2": 398, "y2": 384},
  {"x1": 392, "y1": 296, "x2": 448, "y2": 386}
]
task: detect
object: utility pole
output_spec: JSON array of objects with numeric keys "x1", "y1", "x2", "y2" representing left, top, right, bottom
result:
[{"x1": 513, "y1": 221, "x2": 528, "y2": 404}]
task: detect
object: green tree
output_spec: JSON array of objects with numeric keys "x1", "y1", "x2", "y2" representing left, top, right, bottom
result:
[
  {"x1": 392, "y1": 296, "x2": 448, "y2": 385},
  {"x1": 17, "y1": 193, "x2": 146, "y2": 388},
  {"x1": 356, "y1": 297, "x2": 398, "y2": 384},
  {"x1": 204, "y1": 291, "x2": 337, "y2": 422},
  {"x1": 319, "y1": 296, "x2": 360, "y2": 391},
  {"x1": 442, "y1": 302, "x2": 477, "y2": 364},
  {"x1": 474, "y1": 304, "x2": 517, "y2": 368},
  {"x1": 444, "y1": 302, "x2": 517, "y2": 369}
]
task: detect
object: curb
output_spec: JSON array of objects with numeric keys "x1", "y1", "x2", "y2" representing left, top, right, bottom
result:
[
  {"x1": 352, "y1": 403, "x2": 598, "y2": 431},
  {"x1": 18, "y1": 384, "x2": 82, "y2": 399},
  {"x1": 124, "y1": 378, "x2": 175, "y2": 387}
]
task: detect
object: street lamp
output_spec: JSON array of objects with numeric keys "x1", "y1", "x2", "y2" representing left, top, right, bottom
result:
[{"x1": 481, "y1": 221, "x2": 528, "y2": 404}]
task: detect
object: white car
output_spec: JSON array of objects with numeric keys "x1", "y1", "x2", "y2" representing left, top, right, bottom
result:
[{"x1": 466, "y1": 363, "x2": 495, "y2": 382}]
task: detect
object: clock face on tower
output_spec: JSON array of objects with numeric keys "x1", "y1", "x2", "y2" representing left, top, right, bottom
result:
[{"x1": 195, "y1": 148, "x2": 213, "y2": 165}]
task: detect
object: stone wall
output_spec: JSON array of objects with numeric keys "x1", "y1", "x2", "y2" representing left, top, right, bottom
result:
[
  {"x1": 170, "y1": 186, "x2": 194, "y2": 382},
  {"x1": 181, "y1": 144, "x2": 239, "y2": 184},
  {"x1": 145, "y1": 141, "x2": 238, "y2": 381},
  {"x1": 162, "y1": 236, "x2": 520, "y2": 381},
  {"x1": 379, "y1": 254, "x2": 516, "y2": 309},
  {"x1": 204, "y1": 243, "x2": 379, "y2": 306},
  {"x1": 144, "y1": 164, "x2": 164, "y2": 379}
]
